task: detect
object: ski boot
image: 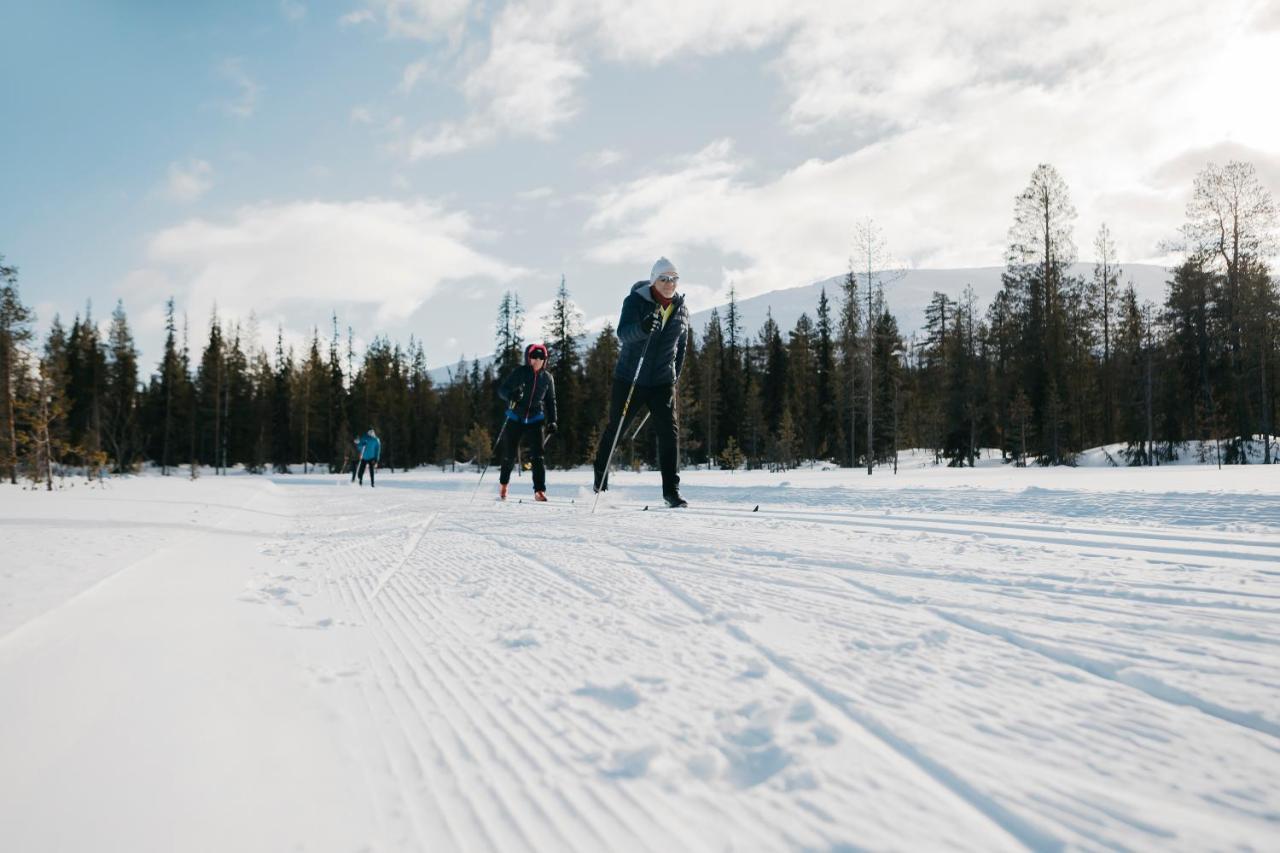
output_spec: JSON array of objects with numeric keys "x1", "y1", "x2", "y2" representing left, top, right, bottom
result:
[
  {"x1": 499, "y1": 483, "x2": 508, "y2": 500},
  {"x1": 534, "y1": 491, "x2": 547, "y2": 502},
  {"x1": 663, "y1": 490, "x2": 688, "y2": 508}
]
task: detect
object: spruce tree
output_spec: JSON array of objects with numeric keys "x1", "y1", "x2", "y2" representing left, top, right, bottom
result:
[
  {"x1": 837, "y1": 267, "x2": 861, "y2": 467},
  {"x1": 1004, "y1": 163, "x2": 1079, "y2": 464},
  {"x1": 785, "y1": 313, "x2": 818, "y2": 461},
  {"x1": 814, "y1": 288, "x2": 839, "y2": 460},
  {"x1": 270, "y1": 328, "x2": 293, "y2": 473},
  {"x1": 494, "y1": 291, "x2": 525, "y2": 378},
  {"x1": 104, "y1": 301, "x2": 139, "y2": 472},
  {"x1": 699, "y1": 311, "x2": 724, "y2": 464},
  {"x1": 1178, "y1": 160, "x2": 1277, "y2": 461},
  {"x1": 542, "y1": 276, "x2": 584, "y2": 465},
  {"x1": 0, "y1": 255, "x2": 33, "y2": 484},
  {"x1": 1092, "y1": 224, "x2": 1121, "y2": 444}
]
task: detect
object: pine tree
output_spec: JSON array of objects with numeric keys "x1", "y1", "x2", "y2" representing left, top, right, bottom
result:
[
  {"x1": 406, "y1": 338, "x2": 436, "y2": 470},
  {"x1": 837, "y1": 266, "x2": 861, "y2": 467},
  {"x1": 786, "y1": 313, "x2": 818, "y2": 461},
  {"x1": 298, "y1": 329, "x2": 326, "y2": 473},
  {"x1": 770, "y1": 409, "x2": 798, "y2": 472},
  {"x1": 814, "y1": 288, "x2": 839, "y2": 460},
  {"x1": 270, "y1": 328, "x2": 293, "y2": 473},
  {"x1": 29, "y1": 352, "x2": 71, "y2": 490},
  {"x1": 224, "y1": 323, "x2": 253, "y2": 470},
  {"x1": 1004, "y1": 163, "x2": 1079, "y2": 464},
  {"x1": 721, "y1": 285, "x2": 745, "y2": 451},
  {"x1": 1177, "y1": 160, "x2": 1277, "y2": 462},
  {"x1": 327, "y1": 315, "x2": 351, "y2": 474},
  {"x1": 699, "y1": 310, "x2": 724, "y2": 464},
  {"x1": 583, "y1": 322, "x2": 620, "y2": 460},
  {"x1": 157, "y1": 298, "x2": 184, "y2": 475},
  {"x1": 718, "y1": 435, "x2": 744, "y2": 471},
  {"x1": 853, "y1": 218, "x2": 901, "y2": 474},
  {"x1": 0, "y1": 255, "x2": 33, "y2": 484},
  {"x1": 104, "y1": 301, "x2": 139, "y2": 472},
  {"x1": 543, "y1": 276, "x2": 584, "y2": 465},
  {"x1": 196, "y1": 311, "x2": 225, "y2": 470},
  {"x1": 65, "y1": 307, "x2": 108, "y2": 471},
  {"x1": 1092, "y1": 224, "x2": 1122, "y2": 444},
  {"x1": 760, "y1": 310, "x2": 788, "y2": 435},
  {"x1": 494, "y1": 291, "x2": 525, "y2": 378}
]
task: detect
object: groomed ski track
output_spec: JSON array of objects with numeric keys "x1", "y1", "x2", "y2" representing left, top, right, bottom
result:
[{"x1": 2, "y1": 465, "x2": 1278, "y2": 851}]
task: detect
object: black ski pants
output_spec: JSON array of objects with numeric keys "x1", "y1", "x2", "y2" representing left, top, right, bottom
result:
[
  {"x1": 593, "y1": 380, "x2": 679, "y2": 494},
  {"x1": 499, "y1": 420, "x2": 546, "y2": 492},
  {"x1": 357, "y1": 458, "x2": 376, "y2": 486}
]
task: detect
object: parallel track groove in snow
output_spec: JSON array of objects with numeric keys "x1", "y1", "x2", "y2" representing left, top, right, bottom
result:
[{"x1": 613, "y1": 548, "x2": 1059, "y2": 851}]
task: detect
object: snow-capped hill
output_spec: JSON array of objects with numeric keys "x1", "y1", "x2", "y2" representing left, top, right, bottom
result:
[{"x1": 689, "y1": 263, "x2": 1172, "y2": 341}]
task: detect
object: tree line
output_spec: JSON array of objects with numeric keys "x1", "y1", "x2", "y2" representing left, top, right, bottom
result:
[{"x1": 2, "y1": 159, "x2": 1276, "y2": 489}]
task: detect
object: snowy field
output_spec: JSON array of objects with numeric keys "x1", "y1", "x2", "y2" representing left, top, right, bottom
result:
[{"x1": 2, "y1": 460, "x2": 1279, "y2": 852}]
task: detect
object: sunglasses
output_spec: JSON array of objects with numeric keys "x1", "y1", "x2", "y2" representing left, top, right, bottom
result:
[
  {"x1": 529, "y1": 352, "x2": 546, "y2": 360},
  {"x1": 657, "y1": 274, "x2": 679, "y2": 284}
]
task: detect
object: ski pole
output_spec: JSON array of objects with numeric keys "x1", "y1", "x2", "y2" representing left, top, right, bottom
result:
[
  {"x1": 627, "y1": 411, "x2": 650, "y2": 442},
  {"x1": 592, "y1": 316, "x2": 660, "y2": 514},
  {"x1": 470, "y1": 396, "x2": 519, "y2": 504}
]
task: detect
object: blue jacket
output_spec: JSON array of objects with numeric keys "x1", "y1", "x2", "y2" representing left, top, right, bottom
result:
[
  {"x1": 498, "y1": 365, "x2": 557, "y2": 424},
  {"x1": 356, "y1": 434, "x2": 381, "y2": 461},
  {"x1": 614, "y1": 280, "x2": 689, "y2": 387}
]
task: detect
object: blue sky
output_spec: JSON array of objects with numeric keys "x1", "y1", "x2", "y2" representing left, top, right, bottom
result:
[{"x1": 4, "y1": 0, "x2": 1278, "y2": 369}]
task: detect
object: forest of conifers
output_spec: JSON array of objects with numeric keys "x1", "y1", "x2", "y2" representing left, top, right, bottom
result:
[{"x1": 2, "y1": 161, "x2": 1277, "y2": 487}]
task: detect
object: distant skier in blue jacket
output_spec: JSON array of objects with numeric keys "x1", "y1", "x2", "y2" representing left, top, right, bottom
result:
[
  {"x1": 496, "y1": 343, "x2": 557, "y2": 501},
  {"x1": 355, "y1": 428, "x2": 381, "y2": 487}
]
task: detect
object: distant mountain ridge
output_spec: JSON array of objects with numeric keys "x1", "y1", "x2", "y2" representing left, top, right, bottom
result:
[
  {"x1": 431, "y1": 263, "x2": 1172, "y2": 382},
  {"x1": 687, "y1": 263, "x2": 1172, "y2": 344}
]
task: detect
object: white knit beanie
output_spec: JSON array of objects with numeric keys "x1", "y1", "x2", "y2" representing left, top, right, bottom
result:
[{"x1": 650, "y1": 257, "x2": 678, "y2": 284}]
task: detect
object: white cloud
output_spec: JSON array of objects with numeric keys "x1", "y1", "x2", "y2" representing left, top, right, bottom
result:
[
  {"x1": 582, "y1": 148, "x2": 625, "y2": 169},
  {"x1": 339, "y1": 9, "x2": 374, "y2": 25},
  {"x1": 517, "y1": 187, "x2": 554, "y2": 201},
  {"x1": 399, "y1": 58, "x2": 431, "y2": 93},
  {"x1": 403, "y1": 25, "x2": 586, "y2": 160},
  {"x1": 573, "y1": 0, "x2": 1280, "y2": 295},
  {"x1": 280, "y1": 0, "x2": 306, "y2": 22},
  {"x1": 406, "y1": 120, "x2": 479, "y2": 158},
  {"x1": 127, "y1": 199, "x2": 526, "y2": 333},
  {"x1": 350, "y1": 106, "x2": 374, "y2": 124},
  {"x1": 219, "y1": 58, "x2": 260, "y2": 119},
  {"x1": 163, "y1": 160, "x2": 214, "y2": 203},
  {"x1": 357, "y1": 0, "x2": 474, "y2": 42},
  {"x1": 379, "y1": 0, "x2": 1280, "y2": 181}
]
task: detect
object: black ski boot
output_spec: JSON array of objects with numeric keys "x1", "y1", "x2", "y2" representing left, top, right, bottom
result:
[{"x1": 663, "y1": 490, "x2": 688, "y2": 508}]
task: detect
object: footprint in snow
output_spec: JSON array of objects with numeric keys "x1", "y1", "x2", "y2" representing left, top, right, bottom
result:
[
  {"x1": 573, "y1": 682, "x2": 641, "y2": 710},
  {"x1": 600, "y1": 746, "x2": 658, "y2": 779}
]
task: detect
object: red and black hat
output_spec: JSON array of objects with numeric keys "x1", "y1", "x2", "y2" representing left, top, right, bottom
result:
[{"x1": 525, "y1": 342, "x2": 548, "y2": 362}]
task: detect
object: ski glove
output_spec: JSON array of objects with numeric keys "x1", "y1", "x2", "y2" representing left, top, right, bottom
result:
[{"x1": 640, "y1": 310, "x2": 661, "y2": 334}]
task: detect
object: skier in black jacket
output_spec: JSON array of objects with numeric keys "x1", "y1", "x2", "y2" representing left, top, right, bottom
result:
[
  {"x1": 496, "y1": 342, "x2": 558, "y2": 501},
  {"x1": 592, "y1": 257, "x2": 690, "y2": 507}
]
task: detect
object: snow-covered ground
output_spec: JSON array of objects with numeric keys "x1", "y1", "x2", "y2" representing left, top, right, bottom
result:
[{"x1": 2, "y1": 461, "x2": 1278, "y2": 851}]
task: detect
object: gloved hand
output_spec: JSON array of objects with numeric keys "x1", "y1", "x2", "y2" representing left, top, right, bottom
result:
[
  {"x1": 640, "y1": 310, "x2": 661, "y2": 334},
  {"x1": 546, "y1": 422, "x2": 558, "y2": 435}
]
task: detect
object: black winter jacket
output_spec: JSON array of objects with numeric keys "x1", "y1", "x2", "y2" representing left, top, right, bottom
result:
[
  {"x1": 498, "y1": 365, "x2": 557, "y2": 424},
  {"x1": 613, "y1": 280, "x2": 689, "y2": 387}
]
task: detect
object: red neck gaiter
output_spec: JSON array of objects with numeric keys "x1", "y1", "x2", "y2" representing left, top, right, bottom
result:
[{"x1": 650, "y1": 286, "x2": 672, "y2": 309}]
